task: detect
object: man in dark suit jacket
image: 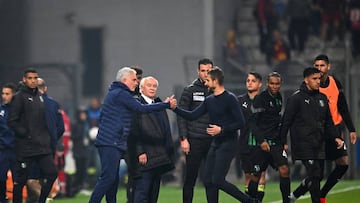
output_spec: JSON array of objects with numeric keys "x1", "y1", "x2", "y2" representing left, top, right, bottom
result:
[{"x1": 127, "y1": 76, "x2": 175, "y2": 203}]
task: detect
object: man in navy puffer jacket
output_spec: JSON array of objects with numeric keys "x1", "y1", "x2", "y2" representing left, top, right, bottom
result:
[{"x1": 89, "y1": 67, "x2": 176, "y2": 203}]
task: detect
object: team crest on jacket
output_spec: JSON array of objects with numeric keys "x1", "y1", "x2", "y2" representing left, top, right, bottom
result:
[
  {"x1": 242, "y1": 101, "x2": 248, "y2": 108},
  {"x1": 0, "y1": 110, "x2": 4, "y2": 117},
  {"x1": 319, "y1": 100, "x2": 325, "y2": 107}
]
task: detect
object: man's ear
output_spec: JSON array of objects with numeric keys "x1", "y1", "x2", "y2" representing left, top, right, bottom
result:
[{"x1": 304, "y1": 77, "x2": 309, "y2": 85}]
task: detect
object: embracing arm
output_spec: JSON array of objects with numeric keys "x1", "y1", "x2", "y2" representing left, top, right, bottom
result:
[
  {"x1": 173, "y1": 102, "x2": 207, "y2": 121},
  {"x1": 122, "y1": 92, "x2": 170, "y2": 113}
]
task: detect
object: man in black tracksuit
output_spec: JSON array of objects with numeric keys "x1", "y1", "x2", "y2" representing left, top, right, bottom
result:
[
  {"x1": 280, "y1": 68, "x2": 343, "y2": 203},
  {"x1": 177, "y1": 58, "x2": 213, "y2": 203},
  {"x1": 8, "y1": 69, "x2": 59, "y2": 203},
  {"x1": 237, "y1": 72, "x2": 265, "y2": 200},
  {"x1": 248, "y1": 72, "x2": 290, "y2": 203}
]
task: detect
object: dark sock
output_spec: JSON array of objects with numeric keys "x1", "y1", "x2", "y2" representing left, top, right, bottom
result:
[
  {"x1": 38, "y1": 175, "x2": 57, "y2": 203},
  {"x1": 0, "y1": 180, "x2": 6, "y2": 201},
  {"x1": 320, "y1": 165, "x2": 348, "y2": 197},
  {"x1": 280, "y1": 177, "x2": 291, "y2": 203},
  {"x1": 248, "y1": 180, "x2": 259, "y2": 198},
  {"x1": 293, "y1": 177, "x2": 311, "y2": 198},
  {"x1": 308, "y1": 177, "x2": 321, "y2": 203}
]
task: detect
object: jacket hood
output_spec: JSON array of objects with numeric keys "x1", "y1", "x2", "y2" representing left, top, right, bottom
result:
[
  {"x1": 300, "y1": 82, "x2": 319, "y2": 96},
  {"x1": 109, "y1": 81, "x2": 130, "y2": 92}
]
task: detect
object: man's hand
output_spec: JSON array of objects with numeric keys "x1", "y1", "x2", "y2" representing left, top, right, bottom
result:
[
  {"x1": 180, "y1": 138, "x2": 190, "y2": 155},
  {"x1": 260, "y1": 141, "x2": 270, "y2": 152},
  {"x1": 138, "y1": 153, "x2": 147, "y2": 165},
  {"x1": 335, "y1": 138, "x2": 345, "y2": 149},
  {"x1": 350, "y1": 132, "x2": 357, "y2": 144},
  {"x1": 165, "y1": 95, "x2": 177, "y2": 109},
  {"x1": 206, "y1": 124, "x2": 221, "y2": 136}
]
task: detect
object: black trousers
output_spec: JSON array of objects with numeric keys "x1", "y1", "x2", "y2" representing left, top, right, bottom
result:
[
  {"x1": 203, "y1": 138, "x2": 250, "y2": 203},
  {"x1": 182, "y1": 138, "x2": 212, "y2": 203},
  {"x1": 297, "y1": 159, "x2": 324, "y2": 203},
  {"x1": 13, "y1": 154, "x2": 57, "y2": 203}
]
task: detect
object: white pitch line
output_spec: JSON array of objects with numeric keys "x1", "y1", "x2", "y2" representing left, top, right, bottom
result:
[{"x1": 268, "y1": 185, "x2": 360, "y2": 203}]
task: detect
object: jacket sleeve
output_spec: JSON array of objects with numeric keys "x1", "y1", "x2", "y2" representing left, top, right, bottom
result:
[
  {"x1": 56, "y1": 106, "x2": 65, "y2": 140},
  {"x1": 249, "y1": 95, "x2": 266, "y2": 144},
  {"x1": 334, "y1": 78, "x2": 356, "y2": 132},
  {"x1": 173, "y1": 102, "x2": 207, "y2": 121},
  {"x1": 279, "y1": 95, "x2": 298, "y2": 145},
  {"x1": 121, "y1": 91, "x2": 170, "y2": 113},
  {"x1": 177, "y1": 86, "x2": 192, "y2": 139},
  {"x1": 7, "y1": 94, "x2": 27, "y2": 137}
]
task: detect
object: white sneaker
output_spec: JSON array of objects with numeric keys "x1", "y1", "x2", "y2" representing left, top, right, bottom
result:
[
  {"x1": 289, "y1": 193, "x2": 297, "y2": 203},
  {"x1": 45, "y1": 198, "x2": 54, "y2": 203}
]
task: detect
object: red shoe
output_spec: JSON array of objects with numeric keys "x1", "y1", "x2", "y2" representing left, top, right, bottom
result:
[{"x1": 320, "y1": 197, "x2": 326, "y2": 203}]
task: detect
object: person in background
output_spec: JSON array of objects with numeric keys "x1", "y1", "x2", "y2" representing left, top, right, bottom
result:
[
  {"x1": 316, "y1": 54, "x2": 357, "y2": 202},
  {"x1": 348, "y1": 0, "x2": 360, "y2": 58},
  {"x1": 128, "y1": 76, "x2": 175, "y2": 203},
  {"x1": 286, "y1": 0, "x2": 311, "y2": 55},
  {"x1": 177, "y1": 58, "x2": 213, "y2": 203},
  {"x1": 0, "y1": 83, "x2": 16, "y2": 203},
  {"x1": 88, "y1": 67, "x2": 176, "y2": 203},
  {"x1": 265, "y1": 30, "x2": 291, "y2": 66},
  {"x1": 255, "y1": 0, "x2": 278, "y2": 53},
  {"x1": 130, "y1": 65, "x2": 143, "y2": 96},
  {"x1": 318, "y1": 0, "x2": 346, "y2": 49},
  {"x1": 71, "y1": 107, "x2": 89, "y2": 194},
  {"x1": 86, "y1": 97, "x2": 102, "y2": 189}
]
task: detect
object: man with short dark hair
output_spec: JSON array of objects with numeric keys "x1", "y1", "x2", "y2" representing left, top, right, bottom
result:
[
  {"x1": 8, "y1": 69, "x2": 60, "y2": 203},
  {"x1": 315, "y1": 54, "x2": 357, "y2": 202},
  {"x1": 177, "y1": 58, "x2": 213, "y2": 203},
  {"x1": 174, "y1": 67, "x2": 258, "y2": 203},
  {"x1": 237, "y1": 72, "x2": 265, "y2": 201},
  {"x1": 248, "y1": 72, "x2": 290, "y2": 203},
  {"x1": 280, "y1": 67, "x2": 344, "y2": 203}
]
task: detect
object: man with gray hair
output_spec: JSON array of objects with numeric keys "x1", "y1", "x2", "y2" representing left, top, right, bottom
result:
[
  {"x1": 89, "y1": 67, "x2": 176, "y2": 203},
  {"x1": 127, "y1": 76, "x2": 175, "y2": 203}
]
